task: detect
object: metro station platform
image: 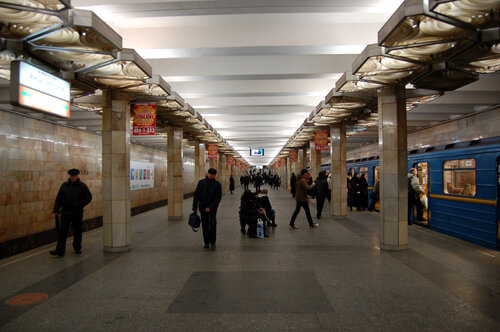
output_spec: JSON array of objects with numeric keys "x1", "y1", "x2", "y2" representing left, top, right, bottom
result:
[{"x1": 1, "y1": 185, "x2": 499, "y2": 331}]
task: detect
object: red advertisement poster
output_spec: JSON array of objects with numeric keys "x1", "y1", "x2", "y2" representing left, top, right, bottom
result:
[
  {"x1": 208, "y1": 144, "x2": 218, "y2": 159},
  {"x1": 280, "y1": 158, "x2": 286, "y2": 166},
  {"x1": 289, "y1": 150, "x2": 298, "y2": 162},
  {"x1": 235, "y1": 160, "x2": 241, "y2": 168},
  {"x1": 227, "y1": 155, "x2": 234, "y2": 165},
  {"x1": 314, "y1": 130, "x2": 329, "y2": 151},
  {"x1": 133, "y1": 104, "x2": 156, "y2": 136}
]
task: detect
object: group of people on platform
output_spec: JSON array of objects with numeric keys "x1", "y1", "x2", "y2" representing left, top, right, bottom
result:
[
  {"x1": 239, "y1": 188, "x2": 277, "y2": 238},
  {"x1": 48, "y1": 164, "x2": 426, "y2": 255},
  {"x1": 240, "y1": 172, "x2": 281, "y2": 191}
]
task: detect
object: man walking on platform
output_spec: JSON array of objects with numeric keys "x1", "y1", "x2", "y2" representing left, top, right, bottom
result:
[
  {"x1": 193, "y1": 168, "x2": 222, "y2": 249},
  {"x1": 289, "y1": 169, "x2": 318, "y2": 229},
  {"x1": 51, "y1": 168, "x2": 92, "y2": 257}
]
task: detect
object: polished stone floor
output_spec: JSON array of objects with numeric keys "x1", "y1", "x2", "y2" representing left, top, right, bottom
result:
[{"x1": 1, "y1": 185, "x2": 499, "y2": 331}]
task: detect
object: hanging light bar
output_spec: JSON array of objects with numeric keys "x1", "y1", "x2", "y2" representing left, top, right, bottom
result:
[{"x1": 28, "y1": 9, "x2": 122, "y2": 72}]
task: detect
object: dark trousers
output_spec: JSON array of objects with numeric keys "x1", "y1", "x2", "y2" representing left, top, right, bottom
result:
[
  {"x1": 290, "y1": 201, "x2": 313, "y2": 226},
  {"x1": 408, "y1": 195, "x2": 423, "y2": 224},
  {"x1": 316, "y1": 196, "x2": 326, "y2": 217},
  {"x1": 56, "y1": 211, "x2": 83, "y2": 254},
  {"x1": 201, "y1": 211, "x2": 217, "y2": 245}
]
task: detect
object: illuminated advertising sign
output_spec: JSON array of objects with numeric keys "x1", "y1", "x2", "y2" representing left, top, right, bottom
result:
[
  {"x1": 133, "y1": 104, "x2": 156, "y2": 135},
  {"x1": 10, "y1": 61, "x2": 70, "y2": 118}
]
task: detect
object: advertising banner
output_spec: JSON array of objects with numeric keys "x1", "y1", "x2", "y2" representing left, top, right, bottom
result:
[
  {"x1": 280, "y1": 158, "x2": 286, "y2": 166},
  {"x1": 207, "y1": 144, "x2": 218, "y2": 158},
  {"x1": 130, "y1": 161, "x2": 154, "y2": 190},
  {"x1": 314, "y1": 130, "x2": 329, "y2": 151},
  {"x1": 235, "y1": 159, "x2": 241, "y2": 168},
  {"x1": 289, "y1": 150, "x2": 298, "y2": 162},
  {"x1": 133, "y1": 104, "x2": 156, "y2": 136},
  {"x1": 227, "y1": 155, "x2": 234, "y2": 165}
]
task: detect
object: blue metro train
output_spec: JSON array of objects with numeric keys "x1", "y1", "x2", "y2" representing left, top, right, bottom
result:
[{"x1": 322, "y1": 137, "x2": 500, "y2": 250}]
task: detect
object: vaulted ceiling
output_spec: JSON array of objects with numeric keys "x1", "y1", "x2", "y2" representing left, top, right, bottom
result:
[{"x1": 72, "y1": 0, "x2": 500, "y2": 165}]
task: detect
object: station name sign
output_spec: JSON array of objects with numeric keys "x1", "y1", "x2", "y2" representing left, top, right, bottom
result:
[{"x1": 10, "y1": 61, "x2": 71, "y2": 118}]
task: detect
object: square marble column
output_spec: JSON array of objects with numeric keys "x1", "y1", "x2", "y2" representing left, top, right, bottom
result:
[
  {"x1": 297, "y1": 149, "x2": 305, "y2": 172},
  {"x1": 378, "y1": 85, "x2": 408, "y2": 251},
  {"x1": 208, "y1": 147, "x2": 218, "y2": 171},
  {"x1": 195, "y1": 142, "x2": 206, "y2": 180},
  {"x1": 310, "y1": 140, "x2": 321, "y2": 180},
  {"x1": 286, "y1": 157, "x2": 292, "y2": 189},
  {"x1": 330, "y1": 123, "x2": 347, "y2": 217},
  {"x1": 219, "y1": 154, "x2": 227, "y2": 192},
  {"x1": 102, "y1": 90, "x2": 131, "y2": 252},
  {"x1": 167, "y1": 126, "x2": 184, "y2": 220}
]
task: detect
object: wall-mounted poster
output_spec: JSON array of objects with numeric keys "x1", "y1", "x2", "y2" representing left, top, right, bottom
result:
[
  {"x1": 227, "y1": 155, "x2": 234, "y2": 165},
  {"x1": 289, "y1": 150, "x2": 298, "y2": 162},
  {"x1": 130, "y1": 161, "x2": 154, "y2": 190}
]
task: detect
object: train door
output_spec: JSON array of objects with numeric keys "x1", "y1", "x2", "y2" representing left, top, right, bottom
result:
[
  {"x1": 497, "y1": 158, "x2": 500, "y2": 248},
  {"x1": 416, "y1": 162, "x2": 429, "y2": 224},
  {"x1": 374, "y1": 166, "x2": 380, "y2": 211}
]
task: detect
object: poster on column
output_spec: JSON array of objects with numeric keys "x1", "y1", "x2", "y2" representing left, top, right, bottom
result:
[
  {"x1": 130, "y1": 161, "x2": 155, "y2": 190},
  {"x1": 289, "y1": 150, "x2": 298, "y2": 162},
  {"x1": 280, "y1": 158, "x2": 286, "y2": 166},
  {"x1": 208, "y1": 144, "x2": 218, "y2": 158},
  {"x1": 314, "y1": 130, "x2": 329, "y2": 151},
  {"x1": 235, "y1": 159, "x2": 241, "y2": 168},
  {"x1": 227, "y1": 155, "x2": 234, "y2": 165},
  {"x1": 133, "y1": 104, "x2": 156, "y2": 136}
]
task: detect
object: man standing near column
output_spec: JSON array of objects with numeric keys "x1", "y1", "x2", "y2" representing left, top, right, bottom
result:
[
  {"x1": 51, "y1": 168, "x2": 92, "y2": 257},
  {"x1": 192, "y1": 168, "x2": 222, "y2": 249}
]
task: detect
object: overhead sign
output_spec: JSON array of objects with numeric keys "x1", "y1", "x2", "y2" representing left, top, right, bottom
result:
[
  {"x1": 130, "y1": 161, "x2": 154, "y2": 190},
  {"x1": 10, "y1": 61, "x2": 70, "y2": 118},
  {"x1": 314, "y1": 130, "x2": 329, "y2": 151},
  {"x1": 133, "y1": 104, "x2": 156, "y2": 136},
  {"x1": 208, "y1": 144, "x2": 218, "y2": 158},
  {"x1": 250, "y1": 148, "x2": 264, "y2": 156}
]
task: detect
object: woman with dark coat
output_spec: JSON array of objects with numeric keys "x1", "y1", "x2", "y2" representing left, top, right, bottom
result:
[
  {"x1": 290, "y1": 173, "x2": 296, "y2": 198},
  {"x1": 350, "y1": 173, "x2": 361, "y2": 211},
  {"x1": 239, "y1": 190, "x2": 268, "y2": 237},
  {"x1": 359, "y1": 174, "x2": 369, "y2": 210},
  {"x1": 314, "y1": 171, "x2": 329, "y2": 219},
  {"x1": 229, "y1": 175, "x2": 235, "y2": 194}
]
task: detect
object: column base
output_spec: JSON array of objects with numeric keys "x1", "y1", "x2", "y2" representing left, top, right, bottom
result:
[
  {"x1": 104, "y1": 245, "x2": 130, "y2": 253},
  {"x1": 380, "y1": 243, "x2": 408, "y2": 251},
  {"x1": 168, "y1": 216, "x2": 184, "y2": 221}
]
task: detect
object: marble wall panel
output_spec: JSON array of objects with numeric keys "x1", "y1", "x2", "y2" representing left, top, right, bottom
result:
[{"x1": 0, "y1": 109, "x2": 179, "y2": 244}]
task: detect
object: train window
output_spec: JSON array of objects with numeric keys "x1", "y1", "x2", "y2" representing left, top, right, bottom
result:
[
  {"x1": 359, "y1": 167, "x2": 368, "y2": 174},
  {"x1": 443, "y1": 159, "x2": 476, "y2": 196},
  {"x1": 374, "y1": 166, "x2": 379, "y2": 183}
]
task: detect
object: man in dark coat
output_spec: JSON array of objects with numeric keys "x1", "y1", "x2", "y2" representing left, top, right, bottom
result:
[
  {"x1": 314, "y1": 171, "x2": 329, "y2": 219},
  {"x1": 51, "y1": 168, "x2": 92, "y2": 257},
  {"x1": 290, "y1": 173, "x2": 296, "y2": 198},
  {"x1": 289, "y1": 169, "x2": 318, "y2": 229},
  {"x1": 193, "y1": 168, "x2": 222, "y2": 249},
  {"x1": 229, "y1": 174, "x2": 235, "y2": 194}
]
